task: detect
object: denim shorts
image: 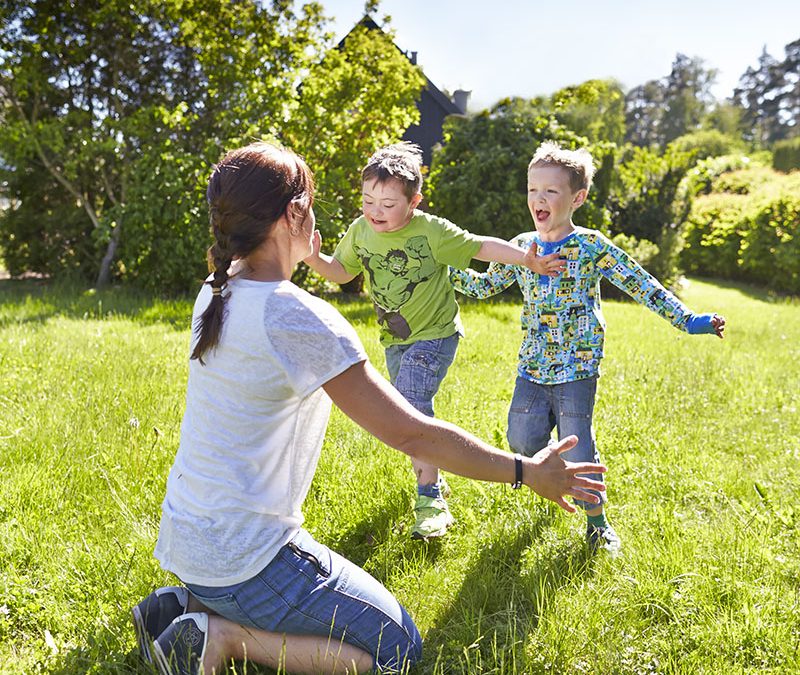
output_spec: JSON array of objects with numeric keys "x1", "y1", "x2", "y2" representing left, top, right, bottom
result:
[
  {"x1": 506, "y1": 375, "x2": 605, "y2": 510},
  {"x1": 185, "y1": 529, "x2": 422, "y2": 673},
  {"x1": 384, "y1": 333, "x2": 460, "y2": 417}
]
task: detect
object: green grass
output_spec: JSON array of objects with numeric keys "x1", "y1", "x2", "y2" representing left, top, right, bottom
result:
[{"x1": 0, "y1": 278, "x2": 798, "y2": 674}]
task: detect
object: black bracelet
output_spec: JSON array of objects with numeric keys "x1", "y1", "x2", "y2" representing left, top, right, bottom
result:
[{"x1": 511, "y1": 454, "x2": 523, "y2": 489}]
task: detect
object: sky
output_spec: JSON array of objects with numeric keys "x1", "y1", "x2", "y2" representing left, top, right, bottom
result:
[{"x1": 319, "y1": 0, "x2": 800, "y2": 112}]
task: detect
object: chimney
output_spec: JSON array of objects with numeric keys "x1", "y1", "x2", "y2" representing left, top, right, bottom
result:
[
  {"x1": 407, "y1": 50, "x2": 417, "y2": 65},
  {"x1": 452, "y1": 89, "x2": 471, "y2": 114}
]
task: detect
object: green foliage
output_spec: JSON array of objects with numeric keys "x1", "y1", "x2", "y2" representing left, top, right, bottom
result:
[
  {"x1": 773, "y1": 136, "x2": 800, "y2": 173},
  {"x1": 551, "y1": 79, "x2": 626, "y2": 146},
  {"x1": 682, "y1": 167, "x2": 800, "y2": 293},
  {"x1": 733, "y1": 39, "x2": 800, "y2": 146},
  {"x1": 1, "y1": 279, "x2": 799, "y2": 672},
  {"x1": 681, "y1": 153, "x2": 755, "y2": 196},
  {"x1": 0, "y1": 3, "x2": 423, "y2": 292},
  {"x1": 667, "y1": 129, "x2": 745, "y2": 160},
  {"x1": 607, "y1": 145, "x2": 697, "y2": 285},
  {"x1": 284, "y1": 21, "x2": 425, "y2": 282},
  {"x1": 625, "y1": 53, "x2": 717, "y2": 148},
  {"x1": 427, "y1": 99, "x2": 614, "y2": 242}
]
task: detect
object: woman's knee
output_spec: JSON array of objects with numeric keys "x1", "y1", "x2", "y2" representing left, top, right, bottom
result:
[{"x1": 374, "y1": 610, "x2": 423, "y2": 672}]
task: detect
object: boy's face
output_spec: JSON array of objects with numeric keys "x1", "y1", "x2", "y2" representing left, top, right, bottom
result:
[
  {"x1": 527, "y1": 165, "x2": 587, "y2": 238},
  {"x1": 362, "y1": 178, "x2": 422, "y2": 233}
]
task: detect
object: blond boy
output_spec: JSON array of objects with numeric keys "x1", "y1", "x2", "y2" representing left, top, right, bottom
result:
[{"x1": 451, "y1": 141, "x2": 725, "y2": 553}]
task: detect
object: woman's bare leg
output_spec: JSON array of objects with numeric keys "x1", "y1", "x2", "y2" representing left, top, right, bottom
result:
[{"x1": 204, "y1": 614, "x2": 374, "y2": 674}]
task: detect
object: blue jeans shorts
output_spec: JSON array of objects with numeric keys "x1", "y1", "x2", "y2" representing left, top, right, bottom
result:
[
  {"x1": 384, "y1": 333, "x2": 460, "y2": 417},
  {"x1": 185, "y1": 529, "x2": 422, "y2": 673},
  {"x1": 506, "y1": 375, "x2": 606, "y2": 510}
]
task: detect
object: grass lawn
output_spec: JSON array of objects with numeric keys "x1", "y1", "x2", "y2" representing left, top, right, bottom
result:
[{"x1": 0, "y1": 277, "x2": 798, "y2": 674}]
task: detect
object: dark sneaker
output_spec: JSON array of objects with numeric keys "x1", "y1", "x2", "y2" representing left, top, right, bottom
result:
[
  {"x1": 587, "y1": 524, "x2": 622, "y2": 556},
  {"x1": 152, "y1": 612, "x2": 208, "y2": 675},
  {"x1": 132, "y1": 586, "x2": 189, "y2": 664}
]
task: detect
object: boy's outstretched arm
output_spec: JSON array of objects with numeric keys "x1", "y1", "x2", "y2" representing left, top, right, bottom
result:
[
  {"x1": 593, "y1": 235, "x2": 726, "y2": 338},
  {"x1": 475, "y1": 236, "x2": 565, "y2": 276},
  {"x1": 304, "y1": 230, "x2": 357, "y2": 285}
]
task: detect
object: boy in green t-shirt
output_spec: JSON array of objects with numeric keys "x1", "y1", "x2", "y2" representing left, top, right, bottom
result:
[{"x1": 305, "y1": 142, "x2": 560, "y2": 540}]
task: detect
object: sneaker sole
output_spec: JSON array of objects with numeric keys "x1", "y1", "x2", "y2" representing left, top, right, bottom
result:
[
  {"x1": 131, "y1": 605, "x2": 153, "y2": 664},
  {"x1": 411, "y1": 516, "x2": 455, "y2": 540},
  {"x1": 151, "y1": 640, "x2": 174, "y2": 675}
]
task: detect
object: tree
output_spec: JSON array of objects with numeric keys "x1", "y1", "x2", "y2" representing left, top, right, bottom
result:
[
  {"x1": 732, "y1": 38, "x2": 800, "y2": 146},
  {"x1": 551, "y1": 79, "x2": 626, "y2": 146},
  {"x1": 625, "y1": 54, "x2": 716, "y2": 148},
  {"x1": 0, "y1": 0, "x2": 327, "y2": 287},
  {"x1": 427, "y1": 98, "x2": 614, "y2": 244},
  {"x1": 0, "y1": 2, "x2": 424, "y2": 291},
  {"x1": 284, "y1": 19, "x2": 425, "y2": 277}
]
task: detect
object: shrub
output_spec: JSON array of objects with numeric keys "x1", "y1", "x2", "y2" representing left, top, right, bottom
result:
[
  {"x1": 740, "y1": 195, "x2": 800, "y2": 293},
  {"x1": 680, "y1": 167, "x2": 800, "y2": 293},
  {"x1": 773, "y1": 137, "x2": 800, "y2": 173},
  {"x1": 668, "y1": 129, "x2": 745, "y2": 160}
]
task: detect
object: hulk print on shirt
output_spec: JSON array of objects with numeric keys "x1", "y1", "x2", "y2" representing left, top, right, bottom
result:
[{"x1": 354, "y1": 235, "x2": 437, "y2": 340}]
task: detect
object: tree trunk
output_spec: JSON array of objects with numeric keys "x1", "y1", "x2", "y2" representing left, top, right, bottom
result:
[{"x1": 95, "y1": 221, "x2": 121, "y2": 288}]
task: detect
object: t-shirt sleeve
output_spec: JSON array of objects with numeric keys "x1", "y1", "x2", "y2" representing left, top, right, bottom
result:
[
  {"x1": 431, "y1": 216, "x2": 484, "y2": 269},
  {"x1": 265, "y1": 290, "x2": 367, "y2": 398},
  {"x1": 332, "y1": 219, "x2": 364, "y2": 276}
]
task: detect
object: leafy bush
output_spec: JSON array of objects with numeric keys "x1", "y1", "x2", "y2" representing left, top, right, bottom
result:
[
  {"x1": 606, "y1": 145, "x2": 697, "y2": 286},
  {"x1": 683, "y1": 154, "x2": 756, "y2": 196},
  {"x1": 682, "y1": 193, "x2": 753, "y2": 279},
  {"x1": 773, "y1": 137, "x2": 800, "y2": 173},
  {"x1": 740, "y1": 195, "x2": 800, "y2": 293},
  {"x1": 681, "y1": 167, "x2": 800, "y2": 293},
  {"x1": 668, "y1": 129, "x2": 745, "y2": 160},
  {"x1": 427, "y1": 99, "x2": 615, "y2": 243}
]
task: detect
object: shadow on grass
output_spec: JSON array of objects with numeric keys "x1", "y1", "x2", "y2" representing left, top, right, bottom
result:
[{"x1": 424, "y1": 515, "x2": 596, "y2": 671}]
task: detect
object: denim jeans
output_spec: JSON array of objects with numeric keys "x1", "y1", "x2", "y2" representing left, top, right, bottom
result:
[
  {"x1": 506, "y1": 375, "x2": 606, "y2": 510},
  {"x1": 186, "y1": 529, "x2": 422, "y2": 673},
  {"x1": 384, "y1": 333, "x2": 460, "y2": 417}
]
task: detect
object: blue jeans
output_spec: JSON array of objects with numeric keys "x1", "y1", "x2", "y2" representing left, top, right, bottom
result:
[
  {"x1": 186, "y1": 529, "x2": 422, "y2": 673},
  {"x1": 506, "y1": 375, "x2": 606, "y2": 510},
  {"x1": 384, "y1": 333, "x2": 460, "y2": 417}
]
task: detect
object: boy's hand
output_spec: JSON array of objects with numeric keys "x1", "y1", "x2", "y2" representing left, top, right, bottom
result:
[
  {"x1": 686, "y1": 312, "x2": 726, "y2": 339},
  {"x1": 304, "y1": 229, "x2": 322, "y2": 262},
  {"x1": 523, "y1": 241, "x2": 566, "y2": 277},
  {"x1": 525, "y1": 435, "x2": 606, "y2": 512}
]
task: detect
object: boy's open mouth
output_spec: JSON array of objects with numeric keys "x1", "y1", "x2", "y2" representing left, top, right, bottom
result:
[{"x1": 535, "y1": 209, "x2": 550, "y2": 222}]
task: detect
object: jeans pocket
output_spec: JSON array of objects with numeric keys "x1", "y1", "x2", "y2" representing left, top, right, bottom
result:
[{"x1": 286, "y1": 541, "x2": 331, "y2": 578}]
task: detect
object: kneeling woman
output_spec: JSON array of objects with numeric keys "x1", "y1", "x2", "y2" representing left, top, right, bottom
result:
[{"x1": 134, "y1": 142, "x2": 606, "y2": 675}]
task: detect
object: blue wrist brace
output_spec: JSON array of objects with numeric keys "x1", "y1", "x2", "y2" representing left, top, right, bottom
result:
[{"x1": 686, "y1": 313, "x2": 717, "y2": 334}]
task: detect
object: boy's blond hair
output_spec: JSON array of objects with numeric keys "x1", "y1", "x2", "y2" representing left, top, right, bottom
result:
[
  {"x1": 362, "y1": 142, "x2": 423, "y2": 200},
  {"x1": 528, "y1": 141, "x2": 595, "y2": 193}
]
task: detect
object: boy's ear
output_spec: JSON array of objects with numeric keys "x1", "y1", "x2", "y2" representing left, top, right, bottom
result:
[
  {"x1": 410, "y1": 193, "x2": 423, "y2": 210},
  {"x1": 572, "y1": 189, "x2": 588, "y2": 209}
]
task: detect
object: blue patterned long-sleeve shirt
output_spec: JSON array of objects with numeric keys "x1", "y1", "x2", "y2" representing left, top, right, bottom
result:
[{"x1": 450, "y1": 227, "x2": 697, "y2": 385}]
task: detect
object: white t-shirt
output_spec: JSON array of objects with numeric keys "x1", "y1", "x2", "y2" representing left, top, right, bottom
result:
[{"x1": 154, "y1": 278, "x2": 366, "y2": 586}]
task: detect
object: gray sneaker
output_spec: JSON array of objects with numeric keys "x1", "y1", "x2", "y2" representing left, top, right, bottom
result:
[
  {"x1": 587, "y1": 524, "x2": 622, "y2": 556},
  {"x1": 132, "y1": 586, "x2": 189, "y2": 664},
  {"x1": 153, "y1": 612, "x2": 208, "y2": 675}
]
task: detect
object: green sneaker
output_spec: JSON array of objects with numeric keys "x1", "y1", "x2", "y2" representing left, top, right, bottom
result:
[{"x1": 411, "y1": 495, "x2": 454, "y2": 540}]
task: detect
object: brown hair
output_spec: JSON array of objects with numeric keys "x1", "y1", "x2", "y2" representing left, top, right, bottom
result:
[
  {"x1": 361, "y1": 142, "x2": 423, "y2": 200},
  {"x1": 528, "y1": 141, "x2": 596, "y2": 193},
  {"x1": 191, "y1": 142, "x2": 315, "y2": 363}
]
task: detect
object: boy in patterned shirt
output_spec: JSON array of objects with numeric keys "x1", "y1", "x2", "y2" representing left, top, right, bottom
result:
[
  {"x1": 451, "y1": 142, "x2": 725, "y2": 554},
  {"x1": 304, "y1": 142, "x2": 551, "y2": 540}
]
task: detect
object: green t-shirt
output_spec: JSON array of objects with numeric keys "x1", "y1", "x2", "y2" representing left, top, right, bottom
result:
[{"x1": 333, "y1": 211, "x2": 483, "y2": 346}]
